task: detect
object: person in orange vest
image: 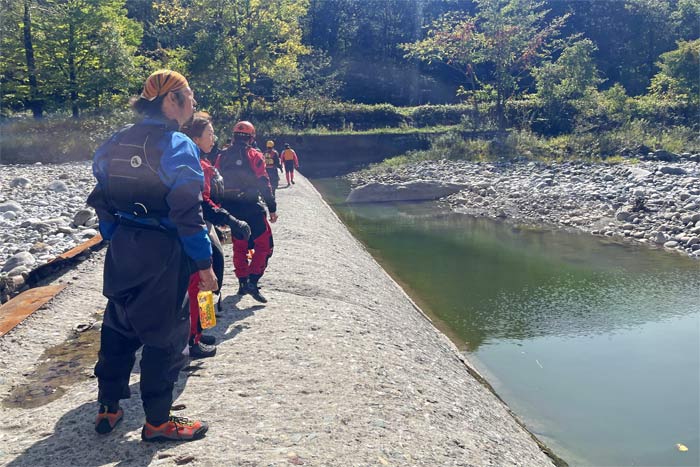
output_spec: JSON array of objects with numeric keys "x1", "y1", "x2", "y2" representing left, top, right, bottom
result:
[
  {"x1": 263, "y1": 140, "x2": 282, "y2": 194},
  {"x1": 280, "y1": 143, "x2": 299, "y2": 187}
]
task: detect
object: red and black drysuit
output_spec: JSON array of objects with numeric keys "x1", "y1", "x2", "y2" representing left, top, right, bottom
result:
[
  {"x1": 186, "y1": 155, "x2": 226, "y2": 344},
  {"x1": 216, "y1": 141, "x2": 276, "y2": 285}
]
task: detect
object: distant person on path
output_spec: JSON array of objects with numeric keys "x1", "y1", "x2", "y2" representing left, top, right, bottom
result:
[
  {"x1": 87, "y1": 70, "x2": 213, "y2": 442},
  {"x1": 263, "y1": 140, "x2": 282, "y2": 194},
  {"x1": 181, "y1": 111, "x2": 251, "y2": 359},
  {"x1": 280, "y1": 143, "x2": 299, "y2": 186},
  {"x1": 216, "y1": 121, "x2": 278, "y2": 303}
]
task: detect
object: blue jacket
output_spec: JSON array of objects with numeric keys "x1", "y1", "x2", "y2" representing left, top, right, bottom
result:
[{"x1": 88, "y1": 117, "x2": 212, "y2": 270}]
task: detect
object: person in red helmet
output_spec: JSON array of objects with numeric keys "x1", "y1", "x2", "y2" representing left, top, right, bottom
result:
[
  {"x1": 216, "y1": 121, "x2": 278, "y2": 303},
  {"x1": 181, "y1": 111, "x2": 251, "y2": 359}
]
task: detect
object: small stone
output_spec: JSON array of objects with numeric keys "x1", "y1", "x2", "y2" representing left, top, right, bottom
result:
[
  {"x1": 72, "y1": 209, "x2": 94, "y2": 227},
  {"x1": 47, "y1": 180, "x2": 69, "y2": 192},
  {"x1": 0, "y1": 201, "x2": 23, "y2": 213},
  {"x1": 10, "y1": 177, "x2": 31, "y2": 188}
]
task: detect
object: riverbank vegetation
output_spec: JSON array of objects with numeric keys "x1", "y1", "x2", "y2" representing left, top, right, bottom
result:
[{"x1": 1, "y1": 0, "x2": 698, "y2": 164}]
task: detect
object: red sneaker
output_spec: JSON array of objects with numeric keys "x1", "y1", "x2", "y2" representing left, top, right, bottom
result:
[
  {"x1": 95, "y1": 405, "x2": 124, "y2": 434},
  {"x1": 141, "y1": 415, "x2": 208, "y2": 442}
]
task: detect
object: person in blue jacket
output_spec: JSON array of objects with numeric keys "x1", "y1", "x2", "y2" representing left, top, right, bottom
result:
[{"x1": 87, "y1": 70, "x2": 215, "y2": 442}]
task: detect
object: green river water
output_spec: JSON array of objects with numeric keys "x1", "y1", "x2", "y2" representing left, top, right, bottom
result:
[{"x1": 313, "y1": 178, "x2": 700, "y2": 467}]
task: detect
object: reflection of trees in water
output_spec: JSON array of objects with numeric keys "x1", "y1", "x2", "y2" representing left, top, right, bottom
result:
[
  {"x1": 471, "y1": 273, "x2": 700, "y2": 346},
  {"x1": 333, "y1": 201, "x2": 700, "y2": 352}
]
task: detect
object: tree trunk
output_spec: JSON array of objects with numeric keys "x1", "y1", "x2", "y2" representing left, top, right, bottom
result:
[
  {"x1": 466, "y1": 65, "x2": 480, "y2": 130},
  {"x1": 68, "y1": 22, "x2": 79, "y2": 118},
  {"x1": 496, "y1": 88, "x2": 506, "y2": 132},
  {"x1": 22, "y1": 0, "x2": 42, "y2": 118}
]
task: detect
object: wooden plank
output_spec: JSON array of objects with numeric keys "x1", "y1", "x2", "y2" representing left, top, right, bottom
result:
[
  {"x1": 25, "y1": 235, "x2": 104, "y2": 287},
  {"x1": 54, "y1": 233, "x2": 102, "y2": 261},
  {"x1": 0, "y1": 285, "x2": 67, "y2": 336}
]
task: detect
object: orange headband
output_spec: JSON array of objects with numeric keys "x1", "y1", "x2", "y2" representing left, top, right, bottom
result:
[{"x1": 140, "y1": 70, "x2": 189, "y2": 101}]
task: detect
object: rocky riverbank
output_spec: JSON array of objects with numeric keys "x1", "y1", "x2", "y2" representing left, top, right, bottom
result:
[
  {"x1": 0, "y1": 162, "x2": 98, "y2": 300},
  {"x1": 346, "y1": 153, "x2": 700, "y2": 259}
]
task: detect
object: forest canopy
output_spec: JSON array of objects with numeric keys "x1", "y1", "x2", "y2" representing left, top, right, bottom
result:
[{"x1": 0, "y1": 0, "x2": 698, "y2": 135}]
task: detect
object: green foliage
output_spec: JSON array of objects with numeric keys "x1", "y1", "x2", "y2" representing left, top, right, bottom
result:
[
  {"x1": 402, "y1": 0, "x2": 570, "y2": 130},
  {"x1": 409, "y1": 104, "x2": 473, "y2": 127},
  {"x1": 531, "y1": 39, "x2": 602, "y2": 133},
  {"x1": 239, "y1": 102, "x2": 498, "y2": 133},
  {"x1": 0, "y1": 0, "x2": 147, "y2": 117},
  {"x1": 673, "y1": 0, "x2": 700, "y2": 40},
  {"x1": 649, "y1": 39, "x2": 700, "y2": 105},
  {"x1": 1, "y1": 0, "x2": 698, "y2": 166},
  {"x1": 254, "y1": 101, "x2": 407, "y2": 132},
  {"x1": 366, "y1": 120, "x2": 699, "y2": 171},
  {"x1": 186, "y1": 0, "x2": 310, "y2": 115},
  {"x1": 0, "y1": 0, "x2": 28, "y2": 115},
  {"x1": 39, "y1": 0, "x2": 144, "y2": 116}
]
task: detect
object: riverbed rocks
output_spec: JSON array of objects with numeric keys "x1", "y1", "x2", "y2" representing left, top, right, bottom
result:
[
  {"x1": 0, "y1": 162, "x2": 98, "y2": 281},
  {"x1": 347, "y1": 157, "x2": 700, "y2": 258}
]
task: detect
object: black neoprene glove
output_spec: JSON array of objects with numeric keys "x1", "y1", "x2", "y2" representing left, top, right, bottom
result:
[{"x1": 228, "y1": 216, "x2": 251, "y2": 241}]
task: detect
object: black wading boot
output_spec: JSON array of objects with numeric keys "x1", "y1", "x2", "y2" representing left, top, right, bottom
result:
[
  {"x1": 236, "y1": 277, "x2": 249, "y2": 296},
  {"x1": 246, "y1": 274, "x2": 267, "y2": 303},
  {"x1": 189, "y1": 336, "x2": 216, "y2": 359}
]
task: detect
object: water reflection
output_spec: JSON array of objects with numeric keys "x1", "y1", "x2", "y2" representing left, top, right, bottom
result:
[
  {"x1": 333, "y1": 195, "x2": 699, "y2": 351},
  {"x1": 313, "y1": 177, "x2": 700, "y2": 467}
]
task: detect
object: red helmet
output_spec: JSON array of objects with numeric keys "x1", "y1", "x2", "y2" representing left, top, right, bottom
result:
[{"x1": 232, "y1": 120, "x2": 255, "y2": 137}]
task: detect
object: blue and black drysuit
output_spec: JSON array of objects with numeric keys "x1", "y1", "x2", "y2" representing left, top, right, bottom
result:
[{"x1": 87, "y1": 117, "x2": 212, "y2": 425}]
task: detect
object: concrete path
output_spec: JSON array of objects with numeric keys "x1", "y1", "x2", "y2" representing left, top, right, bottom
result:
[{"x1": 0, "y1": 175, "x2": 557, "y2": 466}]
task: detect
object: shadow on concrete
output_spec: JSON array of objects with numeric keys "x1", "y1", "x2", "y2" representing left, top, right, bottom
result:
[
  {"x1": 5, "y1": 293, "x2": 266, "y2": 465},
  {"x1": 6, "y1": 384, "x2": 168, "y2": 467},
  {"x1": 200, "y1": 294, "x2": 264, "y2": 347}
]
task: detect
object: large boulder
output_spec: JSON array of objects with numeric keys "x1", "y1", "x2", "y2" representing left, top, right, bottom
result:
[
  {"x1": 346, "y1": 181, "x2": 466, "y2": 203},
  {"x1": 652, "y1": 150, "x2": 679, "y2": 162},
  {"x1": 659, "y1": 166, "x2": 687, "y2": 175}
]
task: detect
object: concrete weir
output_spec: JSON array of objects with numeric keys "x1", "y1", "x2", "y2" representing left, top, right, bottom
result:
[{"x1": 0, "y1": 174, "x2": 558, "y2": 466}]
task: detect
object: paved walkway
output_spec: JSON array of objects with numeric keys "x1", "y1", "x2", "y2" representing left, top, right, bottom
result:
[{"x1": 0, "y1": 175, "x2": 557, "y2": 466}]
